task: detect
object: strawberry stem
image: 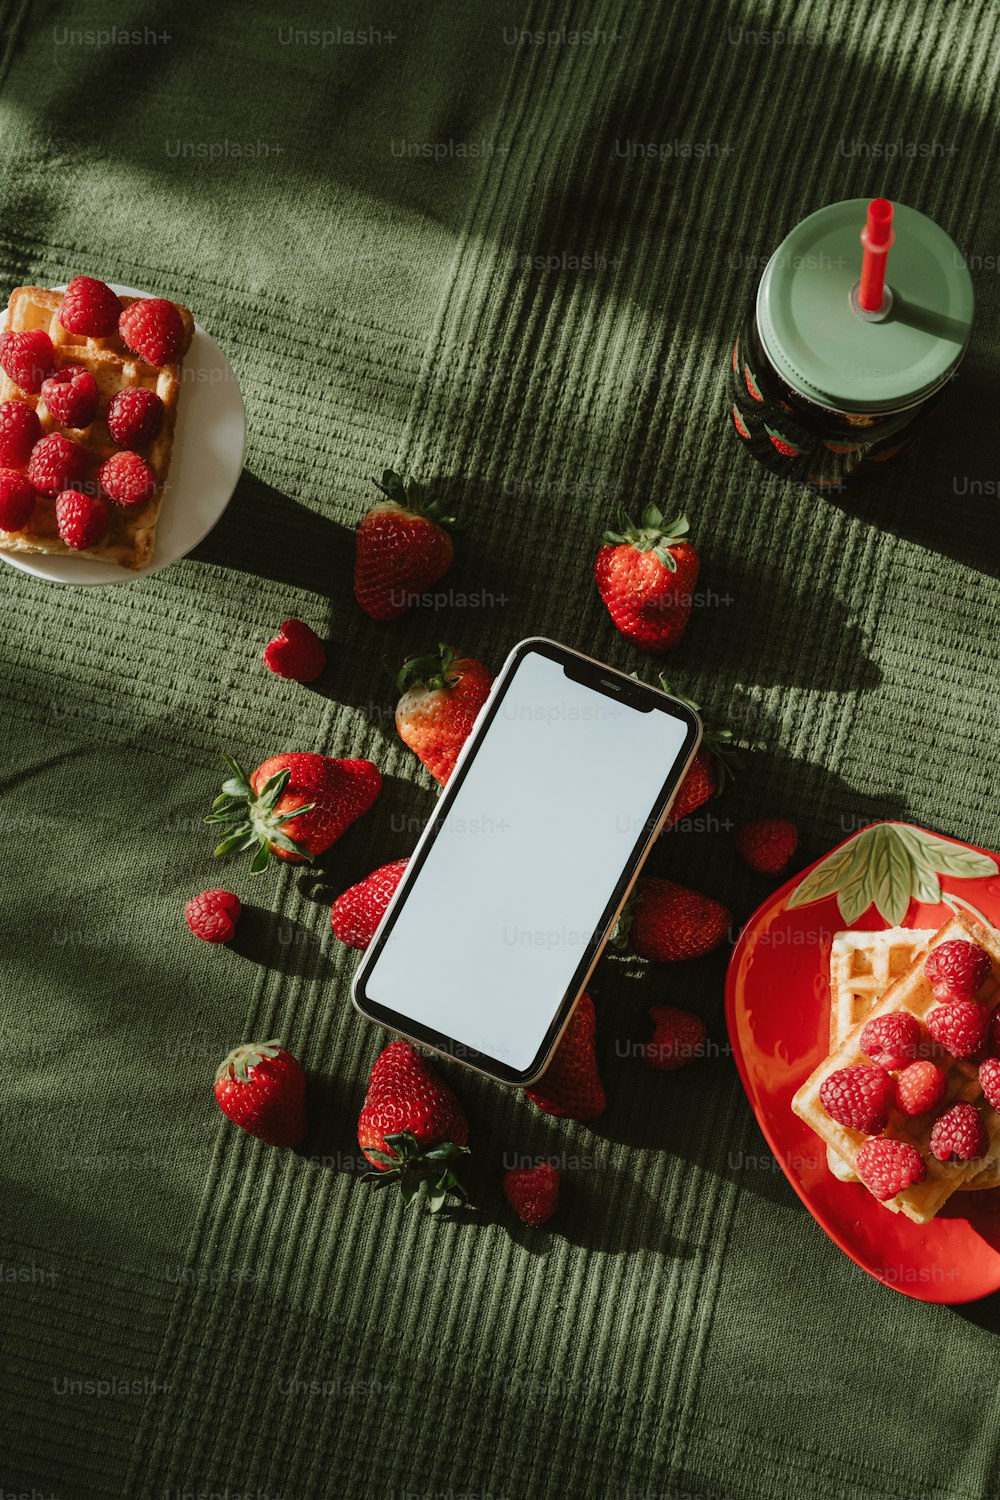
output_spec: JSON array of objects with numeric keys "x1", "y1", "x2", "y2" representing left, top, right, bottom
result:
[
  {"x1": 601, "y1": 505, "x2": 689, "y2": 572},
  {"x1": 361, "y1": 1129, "x2": 470, "y2": 1212},
  {"x1": 205, "y1": 755, "x2": 315, "y2": 872},
  {"x1": 215, "y1": 1039, "x2": 283, "y2": 1085},
  {"x1": 372, "y1": 468, "x2": 456, "y2": 528},
  {"x1": 395, "y1": 643, "x2": 459, "y2": 695}
]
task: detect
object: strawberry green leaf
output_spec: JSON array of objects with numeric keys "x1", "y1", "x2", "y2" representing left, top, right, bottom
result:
[
  {"x1": 267, "y1": 828, "x2": 311, "y2": 857},
  {"x1": 250, "y1": 844, "x2": 271, "y2": 874},
  {"x1": 257, "y1": 770, "x2": 291, "y2": 809},
  {"x1": 274, "y1": 804, "x2": 315, "y2": 826},
  {"x1": 213, "y1": 829, "x2": 253, "y2": 858}
]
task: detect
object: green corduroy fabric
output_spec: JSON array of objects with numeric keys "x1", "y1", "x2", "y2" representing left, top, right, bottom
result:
[{"x1": 1, "y1": 1, "x2": 999, "y2": 1496}]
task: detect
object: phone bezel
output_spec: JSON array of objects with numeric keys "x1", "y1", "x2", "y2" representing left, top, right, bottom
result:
[{"x1": 350, "y1": 637, "x2": 702, "y2": 1085}]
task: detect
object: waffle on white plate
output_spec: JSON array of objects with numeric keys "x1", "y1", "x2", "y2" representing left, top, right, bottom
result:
[
  {"x1": 0, "y1": 285, "x2": 193, "y2": 569},
  {"x1": 793, "y1": 914, "x2": 1000, "y2": 1223}
]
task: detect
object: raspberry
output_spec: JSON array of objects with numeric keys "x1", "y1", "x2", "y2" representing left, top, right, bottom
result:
[
  {"x1": 41, "y1": 365, "x2": 99, "y2": 429},
  {"x1": 0, "y1": 329, "x2": 55, "y2": 393},
  {"x1": 59, "y1": 276, "x2": 121, "y2": 337},
  {"x1": 856, "y1": 1138, "x2": 927, "y2": 1201},
  {"x1": 55, "y1": 489, "x2": 109, "y2": 551},
  {"x1": 926, "y1": 999, "x2": 989, "y2": 1060},
  {"x1": 925, "y1": 940, "x2": 993, "y2": 1001},
  {"x1": 979, "y1": 1058, "x2": 1000, "y2": 1111},
  {"x1": 28, "y1": 433, "x2": 88, "y2": 496},
  {"x1": 859, "y1": 1011, "x2": 921, "y2": 1071},
  {"x1": 106, "y1": 387, "x2": 164, "y2": 448},
  {"x1": 502, "y1": 1162, "x2": 559, "y2": 1226},
  {"x1": 734, "y1": 818, "x2": 799, "y2": 876},
  {"x1": 646, "y1": 1006, "x2": 707, "y2": 1071},
  {"x1": 263, "y1": 619, "x2": 327, "y2": 683},
  {"x1": 98, "y1": 450, "x2": 157, "y2": 508},
  {"x1": 895, "y1": 1060, "x2": 946, "y2": 1117},
  {"x1": 0, "y1": 399, "x2": 41, "y2": 465},
  {"x1": 930, "y1": 1101, "x2": 988, "y2": 1162},
  {"x1": 118, "y1": 298, "x2": 186, "y2": 365},
  {"x1": 185, "y1": 889, "x2": 241, "y2": 944},
  {"x1": 819, "y1": 1064, "x2": 893, "y2": 1133},
  {"x1": 0, "y1": 469, "x2": 36, "y2": 531}
]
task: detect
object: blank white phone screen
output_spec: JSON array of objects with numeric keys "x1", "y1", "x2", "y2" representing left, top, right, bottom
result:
[{"x1": 364, "y1": 652, "x2": 689, "y2": 1071}]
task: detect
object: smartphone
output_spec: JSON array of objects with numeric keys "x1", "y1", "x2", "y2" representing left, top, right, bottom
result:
[{"x1": 351, "y1": 637, "x2": 702, "y2": 1084}]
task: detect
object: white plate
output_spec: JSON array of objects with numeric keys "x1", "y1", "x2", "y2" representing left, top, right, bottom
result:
[{"x1": 0, "y1": 283, "x2": 246, "y2": 586}]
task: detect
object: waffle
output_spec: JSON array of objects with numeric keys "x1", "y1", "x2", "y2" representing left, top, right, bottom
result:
[
  {"x1": 0, "y1": 285, "x2": 193, "y2": 569},
  {"x1": 793, "y1": 914, "x2": 1000, "y2": 1223},
  {"x1": 826, "y1": 929, "x2": 935, "y2": 1181}
]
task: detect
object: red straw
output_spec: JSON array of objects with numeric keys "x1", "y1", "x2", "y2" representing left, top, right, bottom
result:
[{"x1": 858, "y1": 197, "x2": 894, "y2": 312}]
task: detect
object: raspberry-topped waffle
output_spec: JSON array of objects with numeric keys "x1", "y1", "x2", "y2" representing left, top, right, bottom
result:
[
  {"x1": 0, "y1": 279, "x2": 193, "y2": 570},
  {"x1": 824, "y1": 926, "x2": 1000, "y2": 1191},
  {"x1": 793, "y1": 914, "x2": 1000, "y2": 1223}
]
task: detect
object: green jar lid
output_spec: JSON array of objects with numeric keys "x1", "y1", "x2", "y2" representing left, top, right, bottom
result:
[{"x1": 756, "y1": 198, "x2": 974, "y2": 413}]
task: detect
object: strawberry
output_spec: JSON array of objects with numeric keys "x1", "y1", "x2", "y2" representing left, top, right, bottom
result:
[
  {"x1": 185, "y1": 888, "x2": 241, "y2": 943},
  {"x1": 118, "y1": 297, "x2": 188, "y2": 365},
  {"x1": 331, "y1": 858, "x2": 408, "y2": 949},
  {"x1": 594, "y1": 506, "x2": 699, "y2": 654},
  {"x1": 646, "y1": 1005, "x2": 707, "y2": 1071},
  {"x1": 616, "y1": 878, "x2": 730, "y2": 962},
  {"x1": 978, "y1": 1057, "x2": 1000, "y2": 1110},
  {"x1": 354, "y1": 469, "x2": 455, "y2": 622},
  {"x1": 358, "y1": 1040, "x2": 469, "y2": 1210},
  {"x1": 735, "y1": 817, "x2": 799, "y2": 876},
  {"x1": 926, "y1": 999, "x2": 989, "y2": 1060},
  {"x1": 503, "y1": 1162, "x2": 560, "y2": 1226},
  {"x1": 855, "y1": 1138, "x2": 926, "y2": 1201},
  {"x1": 819, "y1": 1064, "x2": 893, "y2": 1133},
  {"x1": 0, "y1": 328, "x2": 55, "y2": 393},
  {"x1": 924, "y1": 940, "x2": 993, "y2": 1002},
  {"x1": 214, "y1": 1040, "x2": 306, "y2": 1147},
  {"x1": 0, "y1": 399, "x2": 41, "y2": 465},
  {"x1": 859, "y1": 1011, "x2": 921, "y2": 1071},
  {"x1": 930, "y1": 1102, "x2": 988, "y2": 1163},
  {"x1": 656, "y1": 678, "x2": 740, "y2": 829},
  {"x1": 525, "y1": 993, "x2": 605, "y2": 1121},
  {"x1": 732, "y1": 405, "x2": 750, "y2": 439},
  {"x1": 744, "y1": 366, "x2": 763, "y2": 401},
  {"x1": 41, "y1": 365, "x2": 99, "y2": 428},
  {"x1": 0, "y1": 469, "x2": 36, "y2": 532},
  {"x1": 207, "y1": 752, "x2": 381, "y2": 873},
  {"x1": 55, "y1": 489, "x2": 109, "y2": 551},
  {"x1": 59, "y1": 276, "x2": 121, "y2": 337},
  {"x1": 395, "y1": 644, "x2": 493, "y2": 785},
  {"x1": 262, "y1": 618, "x2": 326, "y2": 682},
  {"x1": 895, "y1": 1060, "x2": 946, "y2": 1117}
]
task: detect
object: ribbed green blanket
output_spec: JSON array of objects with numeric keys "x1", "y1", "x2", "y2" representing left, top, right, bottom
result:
[{"x1": 2, "y1": 2, "x2": 999, "y2": 1497}]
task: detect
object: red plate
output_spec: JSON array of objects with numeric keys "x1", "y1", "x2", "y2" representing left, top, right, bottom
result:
[{"x1": 726, "y1": 821, "x2": 1000, "y2": 1303}]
